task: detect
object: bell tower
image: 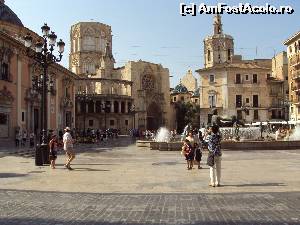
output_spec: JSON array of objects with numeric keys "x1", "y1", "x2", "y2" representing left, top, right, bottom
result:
[{"x1": 203, "y1": 15, "x2": 234, "y2": 68}]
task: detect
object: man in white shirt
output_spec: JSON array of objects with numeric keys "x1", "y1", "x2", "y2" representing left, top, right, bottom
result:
[{"x1": 63, "y1": 127, "x2": 75, "y2": 170}]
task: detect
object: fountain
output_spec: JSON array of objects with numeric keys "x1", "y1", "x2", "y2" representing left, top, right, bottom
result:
[
  {"x1": 154, "y1": 127, "x2": 171, "y2": 142},
  {"x1": 219, "y1": 127, "x2": 261, "y2": 141},
  {"x1": 287, "y1": 124, "x2": 300, "y2": 140},
  {"x1": 136, "y1": 122, "x2": 300, "y2": 151}
]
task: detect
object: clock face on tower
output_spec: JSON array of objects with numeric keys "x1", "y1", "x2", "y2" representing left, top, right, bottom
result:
[{"x1": 142, "y1": 74, "x2": 154, "y2": 90}]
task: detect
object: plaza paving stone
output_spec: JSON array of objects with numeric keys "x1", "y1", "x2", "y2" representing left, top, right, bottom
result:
[
  {"x1": 0, "y1": 137, "x2": 300, "y2": 224},
  {"x1": 0, "y1": 190, "x2": 299, "y2": 224}
]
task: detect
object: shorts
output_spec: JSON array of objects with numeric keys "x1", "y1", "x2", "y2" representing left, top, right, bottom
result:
[{"x1": 49, "y1": 150, "x2": 57, "y2": 161}]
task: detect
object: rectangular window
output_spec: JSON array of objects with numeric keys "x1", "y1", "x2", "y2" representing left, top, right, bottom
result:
[
  {"x1": 209, "y1": 95, "x2": 216, "y2": 108},
  {"x1": 245, "y1": 74, "x2": 249, "y2": 81},
  {"x1": 253, "y1": 95, "x2": 259, "y2": 107},
  {"x1": 89, "y1": 120, "x2": 93, "y2": 126},
  {"x1": 227, "y1": 49, "x2": 231, "y2": 60},
  {"x1": 236, "y1": 95, "x2": 242, "y2": 108},
  {"x1": 285, "y1": 76, "x2": 288, "y2": 81},
  {"x1": 173, "y1": 97, "x2": 176, "y2": 102},
  {"x1": 110, "y1": 120, "x2": 114, "y2": 126},
  {"x1": 253, "y1": 74, "x2": 257, "y2": 83},
  {"x1": 21, "y1": 111, "x2": 25, "y2": 122},
  {"x1": 0, "y1": 113, "x2": 7, "y2": 125},
  {"x1": 209, "y1": 74, "x2": 215, "y2": 83},
  {"x1": 125, "y1": 120, "x2": 128, "y2": 126},
  {"x1": 246, "y1": 98, "x2": 249, "y2": 104},
  {"x1": 254, "y1": 110, "x2": 259, "y2": 120},
  {"x1": 1, "y1": 63, "x2": 9, "y2": 81},
  {"x1": 235, "y1": 74, "x2": 241, "y2": 84}
]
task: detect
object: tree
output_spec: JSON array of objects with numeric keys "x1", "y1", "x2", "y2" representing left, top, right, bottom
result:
[{"x1": 175, "y1": 102, "x2": 199, "y2": 133}]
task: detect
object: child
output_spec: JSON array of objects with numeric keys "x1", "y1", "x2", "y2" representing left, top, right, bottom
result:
[
  {"x1": 181, "y1": 139, "x2": 194, "y2": 170},
  {"x1": 49, "y1": 135, "x2": 58, "y2": 169},
  {"x1": 194, "y1": 142, "x2": 202, "y2": 169}
]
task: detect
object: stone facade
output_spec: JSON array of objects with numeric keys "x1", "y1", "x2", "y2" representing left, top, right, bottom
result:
[
  {"x1": 196, "y1": 15, "x2": 285, "y2": 125},
  {"x1": 71, "y1": 22, "x2": 172, "y2": 133},
  {"x1": 0, "y1": 1, "x2": 78, "y2": 142},
  {"x1": 284, "y1": 32, "x2": 300, "y2": 121}
]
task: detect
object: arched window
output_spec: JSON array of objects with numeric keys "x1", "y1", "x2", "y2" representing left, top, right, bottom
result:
[{"x1": 114, "y1": 101, "x2": 119, "y2": 113}]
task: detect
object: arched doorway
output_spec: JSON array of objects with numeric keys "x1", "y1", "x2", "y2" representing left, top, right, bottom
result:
[{"x1": 146, "y1": 102, "x2": 162, "y2": 130}]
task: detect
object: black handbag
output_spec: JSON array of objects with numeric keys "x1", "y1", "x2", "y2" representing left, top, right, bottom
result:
[{"x1": 207, "y1": 152, "x2": 215, "y2": 167}]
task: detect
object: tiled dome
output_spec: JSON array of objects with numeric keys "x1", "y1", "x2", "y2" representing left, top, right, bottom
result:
[
  {"x1": 0, "y1": 1, "x2": 23, "y2": 27},
  {"x1": 173, "y1": 83, "x2": 188, "y2": 94}
]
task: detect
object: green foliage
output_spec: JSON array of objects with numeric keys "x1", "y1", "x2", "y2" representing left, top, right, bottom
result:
[{"x1": 175, "y1": 102, "x2": 200, "y2": 133}]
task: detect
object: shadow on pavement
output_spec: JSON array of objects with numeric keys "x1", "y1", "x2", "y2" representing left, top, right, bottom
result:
[
  {"x1": 72, "y1": 168, "x2": 110, "y2": 172},
  {"x1": 0, "y1": 173, "x2": 28, "y2": 178},
  {"x1": 56, "y1": 163, "x2": 118, "y2": 166},
  {"x1": 224, "y1": 182, "x2": 286, "y2": 187}
]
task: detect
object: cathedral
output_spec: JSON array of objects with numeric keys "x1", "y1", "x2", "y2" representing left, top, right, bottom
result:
[{"x1": 70, "y1": 22, "x2": 172, "y2": 134}]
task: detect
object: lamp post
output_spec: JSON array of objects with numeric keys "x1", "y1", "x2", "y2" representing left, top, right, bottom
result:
[
  {"x1": 76, "y1": 90, "x2": 92, "y2": 141},
  {"x1": 24, "y1": 23, "x2": 65, "y2": 166},
  {"x1": 101, "y1": 102, "x2": 111, "y2": 131}
]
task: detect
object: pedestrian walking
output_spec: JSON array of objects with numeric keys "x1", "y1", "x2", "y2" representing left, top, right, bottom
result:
[
  {"x1": 63, "y1": 127, "x2": 75, "y2": 170},
  {"x1": 15, "y1": 131, "x2": 20, "y2": 147},
  {"x1": 22, "y1": 129, "x2": 27, "y2": 147},
  {"x1": 29, "y1": 131, "x2": 35, "y2": 148},
  {"x1": 205, "y1": 125, "x2": 222, "y2": 187},
  {"x1": 49, "y1": 135, "x2": 58, "y2": 169}
]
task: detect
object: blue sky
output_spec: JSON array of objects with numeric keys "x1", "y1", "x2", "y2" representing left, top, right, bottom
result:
[{"x1": 7, "y1": 0, "x2": 300, "y2": 87}]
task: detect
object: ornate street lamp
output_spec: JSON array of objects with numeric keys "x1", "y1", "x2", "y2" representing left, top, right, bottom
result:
[{"x1": 24, "y1": 23, "x2": 65, "y2": 166}]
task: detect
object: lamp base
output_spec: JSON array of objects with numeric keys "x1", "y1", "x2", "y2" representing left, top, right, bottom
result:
[{"x1": 35, "y1": 144, "x2": 50, "y2": 166}]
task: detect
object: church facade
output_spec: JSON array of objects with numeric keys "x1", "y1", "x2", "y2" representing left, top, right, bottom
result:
[
  {"x1": 70, "y1": 22, "x2": 172, "y2": 133},
  {"x1": 196, "y1": 15, "x2": 286, "y2": 125}
]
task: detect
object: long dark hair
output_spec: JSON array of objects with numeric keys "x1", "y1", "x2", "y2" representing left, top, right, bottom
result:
[{"x1": 212, "y1": 125, "x2": 219, "y2": 134}]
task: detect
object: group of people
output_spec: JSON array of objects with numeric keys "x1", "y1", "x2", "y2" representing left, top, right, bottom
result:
[
  {"x1": 48, "y1": 127, "x2": 75, "y2": 170},
  {"x1": 15, "y1": 129, "x2": 35, "y2": 148},
  {"x1": 275, "y1": 126, "x2": 290, "y2": 140},
  {"x1": 181, "y1": 125, "x2": 222, "y2": 187}
]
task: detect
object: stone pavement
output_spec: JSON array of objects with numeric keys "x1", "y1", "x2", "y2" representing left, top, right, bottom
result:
[
  {"x1": 0, "y1": 190, "x2": 299, "y2": 225},
  {"x1": 0, "y1": 137, "x2": 300, "y2": 224}
]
